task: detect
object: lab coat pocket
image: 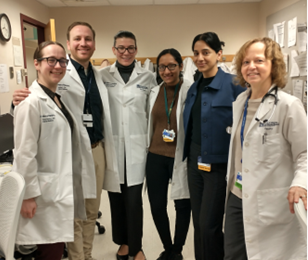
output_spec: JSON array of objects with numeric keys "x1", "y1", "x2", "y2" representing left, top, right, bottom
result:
[
  {"x1": 130, "y1": 134, "x2": 147, "y2": 165},
  {"x1": 37, "y1": 174, "x2": 59, "y2": 205},
  {"x1": 257, "y1": 133, "x2": 281, "y2": 162},
  {"x1": 257, "y1": 187, "x2": 293, "y2": 225}
]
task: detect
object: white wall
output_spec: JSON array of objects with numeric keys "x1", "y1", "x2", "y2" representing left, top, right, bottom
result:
[
  {"x1": 0, "y1": 0, "x2": 49, "y2": 113},
  {"x1": 50, "y1": 3, "x2": 260, "y2": 60}
]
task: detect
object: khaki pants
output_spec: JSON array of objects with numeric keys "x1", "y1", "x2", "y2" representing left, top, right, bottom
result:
[{"x1": 67, "y1": 142, "x2": 105, "y2": 260}]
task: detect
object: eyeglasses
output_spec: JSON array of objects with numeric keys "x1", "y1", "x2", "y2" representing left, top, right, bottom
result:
[
  {"x1": 114, "y1": 46, "x2": 136, "y2": 54},
  {"x1": 37, "y1": 57, "x2": 69, "y2": 68},
  {"x1": 158, "y1": 64, "x2": 178, "y2": 72}
]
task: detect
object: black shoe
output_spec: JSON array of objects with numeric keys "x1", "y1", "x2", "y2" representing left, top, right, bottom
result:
[
  {"x1": 168, "y1": 252, "x2": 183, "y2": 260},
  {"x1": 116, "y1": 253, "x2": 128, "y2": 260},
  {"x1": 157, "y1": 250, "x2": 170, "y2": 260}
]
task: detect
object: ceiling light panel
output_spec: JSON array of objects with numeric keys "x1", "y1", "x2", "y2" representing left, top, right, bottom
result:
[
  {"x1": 155, "y1": 0, "x2": 198, "y2": 4},
  {"x1": 36, "y1": 0, "x2": 66, "y2": 7},
  {"x1": 108, "y1": 0, "x2": 153, "y2": 5}
]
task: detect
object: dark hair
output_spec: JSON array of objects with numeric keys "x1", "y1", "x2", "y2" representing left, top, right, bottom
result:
[
  {"x1": 33, "y1": 41, "x2": 66, "y2": 60},
  {"x1": 113, "y1": 30, "x2": 137, "y2": 47},
  {"x1": 192, "y1": 32, "x2": 225, "y2": 53},
  {"x1": 66, "y1": 21, "x2": 96, "y2": 40},
  {"x1": 156, "y1": 48, "x2": 183, "y2": 84}
]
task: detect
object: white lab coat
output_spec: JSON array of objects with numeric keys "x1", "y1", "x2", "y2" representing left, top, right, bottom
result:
[
  {"x1": 13, "y1": 81, "x2": 86, "y2": 244},
  {"x1": 100, "y1": 62, "x2": 157, "y2": 192},
  {"x1": 182, "y1": 57, "x2": 197, "y2": 83},
  {"x1": 147, "y1": 79, "x2": 191, "y2": 200},
  {"x1": 57, "y1": 57, "x2": 115, "y2": 198},
  {"x1": 226, "y1": 86, "x2": 307, "y2": 260}
]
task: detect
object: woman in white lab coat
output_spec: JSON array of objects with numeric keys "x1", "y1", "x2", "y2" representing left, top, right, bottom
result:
[
  {"x1": 224, "y1": 37, "x2": 307, "y2": 260},
  {"x1": 100, "y1": 31, "x2": 157, "y2": 260},
  {"x1": 13, "y1": 41, "x2": 86, "y2": 260},
  {"x1": 146, "y1": 48, "x2": 191, "y2": 260}
]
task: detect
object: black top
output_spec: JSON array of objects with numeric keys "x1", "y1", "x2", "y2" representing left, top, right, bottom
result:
[
  {"x1": 70, "y1": 58, "x2": 104, "y2": 144},
  {"x1": 39, "y1": 84, "x2": 74, "y2": 134},
  {"x1": 190, "y1": 76, "x2": 215, "y2": 145},
  {"x1": 116, "y1": 60, "x2": 135, "y2": 83}
]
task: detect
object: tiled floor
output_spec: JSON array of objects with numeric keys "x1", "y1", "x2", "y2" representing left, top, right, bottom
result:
[{"x1": 91, "y1": 189, "x2": 195, "y2": 260}]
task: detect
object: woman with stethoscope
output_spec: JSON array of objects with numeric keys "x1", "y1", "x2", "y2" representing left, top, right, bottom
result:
[
  {"x1": 224, "y1": 37, "x2": 307, "y2": 260},
  {"x1": 182, "y1": 32, "x2": 244, "y2": 260},
  {"x1": 146, "y1": 48, "x2": 191, "y2": 260},
  {"x1": 13, "y1": 41, "x2": 86, "y2": 260}
]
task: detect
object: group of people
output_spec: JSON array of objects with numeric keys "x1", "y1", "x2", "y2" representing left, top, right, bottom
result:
[{"x1": 11, "y1": 20, "x2": 307, "y2": 260}]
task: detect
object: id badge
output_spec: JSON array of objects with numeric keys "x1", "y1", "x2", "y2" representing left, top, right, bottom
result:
[
  {"x1": 235, "y1": 171, "x2": 242, "y2": 190},
  {"x1": 162, "y1": 129, "x2": 175, "y2": 142},
  {"x1": 197, "y1": 156, "x2": 211, "y2": 172},
  {"x1": 82, "y1": 114, "x2": 93, "y2": 127}
]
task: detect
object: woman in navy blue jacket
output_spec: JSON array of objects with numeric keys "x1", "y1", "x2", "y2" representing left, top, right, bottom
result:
[{"x1": 182, "y1": 32, "x2": 244, "y2": 260}]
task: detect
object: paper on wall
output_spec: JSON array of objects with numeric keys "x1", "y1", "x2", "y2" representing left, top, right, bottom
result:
[
  {"x1": 303, "y1": 81, "x2": 307, "y2": 109},
  {"x1": 293, "y1": 51, "x2": 307, "y2": 76},
  {"x1": 283, "y1": 53, "x2": 289, "y2": 72},
  {"x1": 288, "y1": 17, "x2": 297, "y2": 47},
  {"x1": 290, "y1": 50, "x2": 300, "y2": 77},
  {"x1": 292, "y1": 79, "x2": 303, "y2": 101},
  {"x1": 0, "y1": 64, "x2": 9, "y2": 93},
  {"x1": 298, "y1": 23, "x2": 307, "y2": 53},
  {"x1": 268, "y1": 29, "x2": 275, "y2": 40},
  {"x1": 273, "y1": 21, "x2": 285, "y2": 47},
  {"x1": 16, "y1": 70, "x2": 22, "y2": 85}
]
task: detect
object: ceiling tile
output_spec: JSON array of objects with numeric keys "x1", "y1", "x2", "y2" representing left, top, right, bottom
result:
[
  {"x1": 198, "y1": 0, "x2": 238, "y2": 3},
  {"x1": 155, "y1": 0, "x2": 198, "y2": 5},
  {"x1": 36, "y1": 0, "x2": 66, "y2": 7},
  {"x1": 108, "y1": 0, "x2": 153, "y2": 5}
]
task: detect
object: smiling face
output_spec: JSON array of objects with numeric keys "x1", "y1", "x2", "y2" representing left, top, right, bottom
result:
[
  {"x1": 241, "y1": 42, "x2": 272, "y2": 89},
  {"x1": 67, "y1": 25, "x2": 95, "y2": 66},
  {"x1": 193, "y1": 40, "x2": 222, "y2": 78},
  {"x1": 34, "y1": 44, "x2": 66, "y2": 89},
  {"x1": 112, "y1": 37, "x2": 137, "y2": 66},
  {"x1": 158, "y1": 53, "x2": 182, "y2": 86}
]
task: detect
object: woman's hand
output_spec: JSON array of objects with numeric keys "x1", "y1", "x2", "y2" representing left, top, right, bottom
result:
[
  {"x1": 287, "y1": 186, "x2": 307, "y2": 214},
  {"x1": 20, "y1": 198, "x2": 37, "y2": 218},
  {"x1": 13, "y1": 88, "x2": 31, "y2": 106}
]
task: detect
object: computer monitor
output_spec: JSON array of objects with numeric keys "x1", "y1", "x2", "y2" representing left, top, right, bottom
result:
[{"x1": 0, "y1": 113, "x2": 14, "y2": 155}]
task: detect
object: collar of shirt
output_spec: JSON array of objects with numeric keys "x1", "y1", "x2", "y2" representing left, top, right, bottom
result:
[
  {"x1": 70, "y1": 56, "x2": 93, "y2": 76},
  {"x1": 39, "y1": 83, "x2": 61, "y2": 100}
]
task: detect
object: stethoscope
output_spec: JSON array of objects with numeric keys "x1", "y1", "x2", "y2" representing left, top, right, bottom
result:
[
  {"x1": 226, "y1": 86, "x2": 279, "y2": 134},
  {"x1": 254, "y1": 86, "x2": 279, "y2": 124}
]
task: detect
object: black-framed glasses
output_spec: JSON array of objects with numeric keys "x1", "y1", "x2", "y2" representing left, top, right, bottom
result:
[
  {"x1": 114, "y1": 46, "x2": 136, "y2": 54},
  {"x1": 37, "y1": 57, "x2": 69, "y2": 68},
  {"x1": 158, "y1": 64, "x2": 178, "y2": 72}
]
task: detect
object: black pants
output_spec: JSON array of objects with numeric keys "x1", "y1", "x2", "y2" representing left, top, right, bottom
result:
[
  {"x1": 224, "y1": 192, "x2": 248, "y2": 260},
  {"x1": 35, "y1": 243, "x2": 65, "y2": 260},
  {"x1": 146, "y1": 152, "x2": 191, "y2": 254},
  {"x1": 187, "y1": 142, "x2": 226, "y2": 260},
  {"x1": 108, "y1": 177, "x2": 143, "y2": 257}
]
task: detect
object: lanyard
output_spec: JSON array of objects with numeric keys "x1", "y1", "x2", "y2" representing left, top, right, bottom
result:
[
  {"x1": 164, "y1": 81, "x2": 180, "y2": 129},
  {"x1": 240, "y1": 95, "x2": 250, "y2": 163},
  {"x1": 85, "y1": 71, "x2": 93, "y2": 114}
]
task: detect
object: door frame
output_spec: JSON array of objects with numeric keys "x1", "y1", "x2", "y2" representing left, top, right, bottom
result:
[{"x1": 20, "y1": 14, "x2": 46, "y2": 88}]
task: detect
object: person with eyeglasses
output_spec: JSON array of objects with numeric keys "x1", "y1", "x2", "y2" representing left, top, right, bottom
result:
[
  {"x1": 182, "y1": 32, "x2": 245, "y2": 260},
  {"x1": 12, "y1": 41, "x2": 86, "y2": 260},
  {"x1": 224, "y1": 37, "x2": 307, "y2": 260},
  {"x1": 146, "y1": 48, "x2": 191, "y2": 260},
  {"x1": 12, "y1": 22, "x2": 115, "y2": 260},
  {"x1": 99, "y1": 30, "x2": 157, "y2": 260}
]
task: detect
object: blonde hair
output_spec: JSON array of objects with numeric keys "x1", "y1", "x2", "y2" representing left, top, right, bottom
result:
[{"x1": 234, "y1": 37, "x2": 287, "y2": 88}]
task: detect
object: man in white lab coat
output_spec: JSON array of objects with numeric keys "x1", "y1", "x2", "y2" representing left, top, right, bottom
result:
[{"x1": 13, "y1": 22, "x2": 114, "y2": 260}]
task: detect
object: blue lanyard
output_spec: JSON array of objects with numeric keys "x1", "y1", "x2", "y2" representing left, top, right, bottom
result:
[
  {"x1": 85, "y1": 72, "x2": 93, "y2": 114},
  {"x1": 240, "y1": 96, "x2": 250, "y2": 163}
]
